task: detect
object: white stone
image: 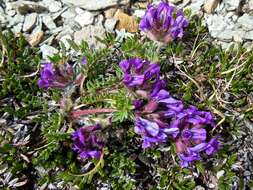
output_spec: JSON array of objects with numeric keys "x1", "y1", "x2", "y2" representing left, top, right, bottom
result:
[
  {"x1": 94, "y1": 14, "x2": 104, "y2": 25},
  {"x1": 74, "y1": 11, "x2": 94, "y2": 26},
  {"x1": 249, "y1": 0, "x2": 253, "y2": 10},
  {"x1": 7, "y1": 10, "x2": 16, "y2": 17},
  {"x1": 233, "y1": 30, "x2": 246, "y2": 42},
  {"x1": 204, "y1": 0, "x2": 220, "y2": 14},
  {"x1": 49, "y1": 1, "x2": 62, "y2": 13},
  {"x1": 61, "y1": 0, "x2": 130, "y2": 10},
  {"x1": 61, "y1": 8, "x2": 76, "y2": 19},
  {"x1": 12, "y1": 23, "x2": 23, "y2": 33},
  {"x1": 74, "y1": 25, "x2": 106, "y2": 49},
  {"x1": 237, "y1": 14, "x2": 253, "y2": 31},
  {"x1": 42, "y1": 15, "x2": 57, "y2": 29},
  {"x1": 244, "y1": 31, "x2": 253, "y2": 40},
  {"x1": 205, "y1": 14, "x2": 227, "y2": 38},
  {"x1": 104, "y1": 18, "x2": 117, "y2": 32},
  {"x1": 224, "y1": 0, "x2": 240, "y2": 8},
  {"x1": 75, "y1": 7, "x2": 85, "y2": 15},
  {"x1": 8, "y1": 14, "x2": 24, "y2": 27},
  {"x1": 133, "y1": 10, "x2": 145, "y2": 18},
  {"x1": 208, "y1": 183, "x2": 216, "y2": 189},
  {"x1": 40, "y1": 44, "x2": 59, "y2": 59},
  {"x1": 23, "y1": 13, "x2": 37, "y2": 32},
  {"x1": 0, "y1": 13, "x2": 7, "y2": 25},
  {"x1": 216, "y1": 170, "x2": 225, "y2": 179},
  {"x1": 186, "y1": 0, "x2": 205, "y2": 14}
]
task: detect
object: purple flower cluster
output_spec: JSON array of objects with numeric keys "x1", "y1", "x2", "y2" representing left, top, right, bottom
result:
[
  {"x1": 120, "y1": 58, "x2": 220, "y2": 167},
  {"x1": 38, "y1": 62, "x2": 74, "y2": 89},
  {"x1": 139, "y1": 1, "x2": 188, "y2": 43},
  {"x1": 71, "y1": 124, "x2": 104, "y2": 159}
]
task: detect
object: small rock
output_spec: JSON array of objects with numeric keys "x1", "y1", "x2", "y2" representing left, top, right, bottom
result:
[
  {"x1": 133, "y1": 9, "x2": 145, "y2": 18},
  {"x1": 204, "y1": 0, "x2": 220, "y2": 13},
  {"x1": 104, "y1": 8, "x2": 118, "y2": 18},
  {"x1": 61, "y1": 0, "x2": 130, "y2": 10},
  {"x1": 12, "y1": 23, "x2": 23, "y2": 34},
  {"x1": 208, "y1": 183, "x2": 216, "y2": 189},
  {"x1": 10, "y1": 1, "x2": 47, "y2": 15},
  {"x1": 224, "y1": 0, "x2": 240, "y2": 9},
  {"x1": 216, "y1": 170, "x2": 225, "y2": 179},
  {"x1": 244, "y1": 31, "x2": 253, "y2": 40},
  {"x1": 40, "y1": 44, "x2": 59, "y2": 59},
  {"x1": 28, "y1": 31, "x2": 44, "y2": 46},
  {"x1": 47, "y1": 0, "x2": 62, "y2": 13},
  {"x1": 205, "y1": 14, "x2": 227, "y2": 38},
  {"x1": 64, "y1": 19, "x2": 81, "y2": 31},
  {"x1": 23, "y1": 13, "x2": 37, "y2": 32},
  {"x1": 7, "y1": 10, "x2": 16, "y2": 17},
  {"x1": 244, "y1": 170, "x2": 251, "y2": 176},
  {"x1": 237, "y1": 14, "x2": 253, "y2": 30},
  {"x1": 114, "y1": 9, "x2": 139, "y2": 33},
  {"x1": 8, "y1": 14, "x2": 24, "y2": 27},
  {"x1": 75, "y1": 7, "x2": 85, "y2": 15},
  {"x1": 0, "y1": 13, "x2": 7, "y2": 25},
  {"x1": 186, "y1": 0, "x2": 205, "y2": 14},
  {"x1": 61, "y1": 8, "x2": 76, "y2": 19},
  {"x1": 193, "y1": 186, "x2": 205, "y2": 190},
  {"x1": 249, "y1": 0, "x2": 253, "y2": 10},
  {"x1": 104, "y1": 18, "x2": 117, "y2": 32},
  {"x1": 233, "y1": 30, "x2": 245, "y2": 42},
  {"x1": 94, "y1": 14, "x2": 104, "y2": 25},
  {"x1": 74, "y1": 25, "x2": 106, "y2": 49},
  {"x1": 170, "y1": 0, "x2": 183, "y2": 4},
  {"x1": 42, "y1": 15, "x2": 57, "y2": 30},
  {"x1": 74, "y1": 11, "x2": 94, "y2": 26}
]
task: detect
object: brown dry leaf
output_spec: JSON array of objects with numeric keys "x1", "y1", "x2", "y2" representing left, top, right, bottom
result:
[
  {"x1": 28, "y1": 31, "x2": 44, "y2": 47},
  {"x1": 114, "y1": 10, "x2": 139, "y2": 33}
]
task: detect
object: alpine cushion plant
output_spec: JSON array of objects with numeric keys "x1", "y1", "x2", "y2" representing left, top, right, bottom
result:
[
  {"x1": 119, "y1": 58, "x2": 220, "y2": 167},
  {"x1": 139, "y1": 1, "x2": 188, "y2": 43}
]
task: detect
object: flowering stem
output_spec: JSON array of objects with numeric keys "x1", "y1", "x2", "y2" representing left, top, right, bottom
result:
[
  {"x1": 71, "y1": 108, "x2": 116, "y2": 118},
  {"x1": 69, "y1": 152, "x2": 104, "y2": 177}
]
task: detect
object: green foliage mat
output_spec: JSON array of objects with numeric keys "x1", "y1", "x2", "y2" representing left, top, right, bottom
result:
[{"x1": 0, "y1": 16, "x2": 253, "y2": 190}]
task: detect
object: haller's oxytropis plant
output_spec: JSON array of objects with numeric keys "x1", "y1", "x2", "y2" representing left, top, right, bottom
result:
[
  {"x1": 37, "y1": 1, "x2": 220, "y2": 168},
  {"x1": 139, "y1": 1, "x2": 188, "y2": 43}
]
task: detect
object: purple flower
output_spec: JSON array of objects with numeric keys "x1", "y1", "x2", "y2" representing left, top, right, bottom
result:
[
  {"x1": 205, "y1": 137, "x2": 220, "y2": 155},
  {"x1": 82, "y1": 57, "x2": 87, "y2": 65},
  {"x1": 135, "y1": 117, "x2": 168, "y2": 148},
  {"x1": 119, "y1": 58, "x2": 160, "y2": 89},
  {"x1": 71, "y1": 124, "x2": 104, "y2": 159},
  {"x1": 119, "y1": 58, "x2": 220, "y2": 168},
  {"x1": 140, "y1": 1, "x2": 188, "y2": 43},
  {"x1": 38, "y1": 62, "x2": 74, "y2": 89},
  {"x1": 178, "y1": 152, "x2": 201, "y2": 168}
]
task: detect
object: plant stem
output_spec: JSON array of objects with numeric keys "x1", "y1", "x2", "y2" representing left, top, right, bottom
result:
[{"x1": 71, "y1": 108, "x2": 116, "y2": 118}]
